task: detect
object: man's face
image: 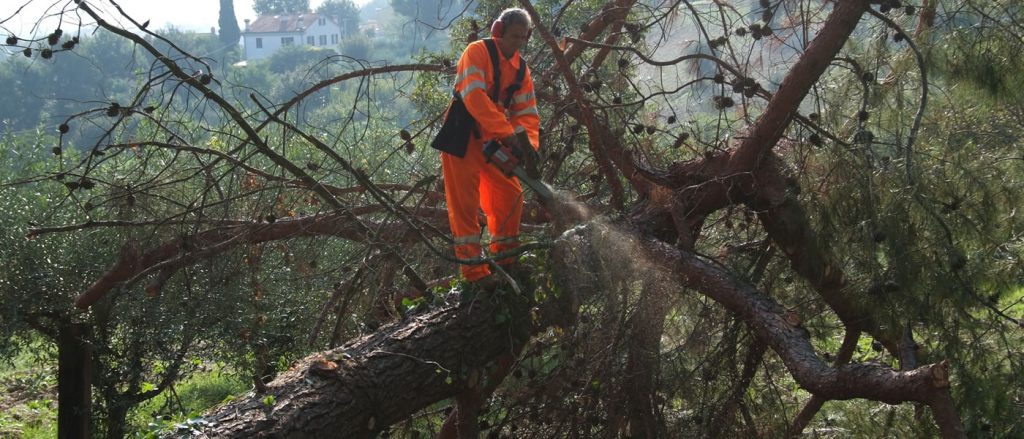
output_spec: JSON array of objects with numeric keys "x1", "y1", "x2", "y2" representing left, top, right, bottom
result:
[{"x1": 497, "y1": 23, "x2": 529, "y2": 57}]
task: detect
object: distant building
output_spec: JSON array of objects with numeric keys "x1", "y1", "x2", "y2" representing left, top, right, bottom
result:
[{"x1": 242, "y1": 13, "x2": 342, "y2": 61}]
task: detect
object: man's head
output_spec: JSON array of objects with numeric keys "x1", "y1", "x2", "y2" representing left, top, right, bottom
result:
[{"x1": 491, "y1": 8, "x2": 531, "y2": 58}]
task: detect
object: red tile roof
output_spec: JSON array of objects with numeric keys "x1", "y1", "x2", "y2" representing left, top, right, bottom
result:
[{"x1": 245, "y1": 12, "x2": 335, "y2": 34}]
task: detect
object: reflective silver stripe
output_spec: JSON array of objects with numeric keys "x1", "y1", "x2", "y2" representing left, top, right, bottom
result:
[
  {"x1": 511, "y1": 90, "x2": 535, "y2": 105},
  {"x1": 511, "y1": 106, "x2": 539, "y2": 117},
  {"x1": 459, "y1": 80, "x2": 487, "y2": 98},
  {"x1": 454, "y1": 66, "x2": 485, "y2": 86},
  {"x1": 454, "y1": 235, "x2": 481, "y2": 245}
]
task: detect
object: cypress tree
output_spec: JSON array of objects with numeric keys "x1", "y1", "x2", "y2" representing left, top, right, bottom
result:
[{"x1": 218, "y1": 0, "x2": 241, "y2": 47}]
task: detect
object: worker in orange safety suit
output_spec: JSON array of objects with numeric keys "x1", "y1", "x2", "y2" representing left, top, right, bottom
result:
[{"x1": 442, "y1": 8, "x2": 540, "y2": 286}]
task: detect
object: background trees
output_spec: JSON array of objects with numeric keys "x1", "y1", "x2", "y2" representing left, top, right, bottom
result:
[
  {"x1": 317, "y1": 0, "x2": 361, "y2": 37},
  {"x1": 252, "y1": 0, "x2": 310, "y2": 15},
  {"x1": 0, "y1": 0, "x2": 1022, "y2": 437}
]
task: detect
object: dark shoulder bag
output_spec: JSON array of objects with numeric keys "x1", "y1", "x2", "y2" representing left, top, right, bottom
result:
[{"x1": 429, "y1": 92, "x2": 476, "y2": 158}]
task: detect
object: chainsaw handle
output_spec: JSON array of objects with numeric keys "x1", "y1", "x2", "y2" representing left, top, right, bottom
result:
[{"x1": 500, "y1": 133, "x2": 520, "y2": 150}]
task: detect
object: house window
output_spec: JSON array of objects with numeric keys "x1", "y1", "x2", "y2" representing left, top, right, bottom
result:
[
  {"x1": 307, "y1": 36, "x2": 315, "y2": 45},
  {"x1": 255, "y1": 37, "x2": 262, "y2": 48},
  {"x1": 281, "y1": 36, "x2": 294, "y2": 46},
  {"x1": 319, "y1": 35, "x2": 327, "y2": 45},
  {"x1": 331, "y1": 34, "x2": 338, "y2": 44},
  {"x1": 318, "y1": 18, "x2": 326, "y2": 26}
]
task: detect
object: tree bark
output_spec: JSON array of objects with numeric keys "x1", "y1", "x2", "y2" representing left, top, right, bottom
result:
[
  {"x1": 624, "y1": 281, "x2": 671, "y2": 439},
  {"x1": 104, "y1": 403, "x2": 129, "y2": 439},
  {"x1": 787, "y1": 330, "x2": 860, "y2": 437},
  {"x1": 190, "y1": 219, "x2": 962, "y2": 438},
  {"x1": 640, "y1": 0, "x2": 900, "y2": 350},
  {"x1": 196, "y1": 291, "x2": 536, "y2": 438},
  {"x1": 58, "y1": 322, "x2": 92, "y2": 439},
  {"x1": 727, "y1": 0, "x2": 870, "y2": 169}
]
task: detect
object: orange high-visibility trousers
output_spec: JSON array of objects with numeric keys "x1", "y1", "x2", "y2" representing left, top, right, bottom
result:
[{"x1": 442, "y1": 137, "x2": 523, "y2": 281}]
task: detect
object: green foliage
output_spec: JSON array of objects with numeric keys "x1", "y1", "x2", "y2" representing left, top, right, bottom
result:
[
  {"x1": 772, "y1": 13, "x2": 1024, "y2": 435},
  {"x1": 253, "y1": 0, "x2": 310, "y2": 15},
  {"x1": 0, "y1": 398, "x2": 57, "y2": 439},
  {"x1": 930, "y1": 3, "x2": 1024, "y2": 101},
  {"x1": 265, "y1": 44, "x2": 338, "y2": 74},
  {"x1": 339, "y1": 34, "x2": 372, "y2": 60},
  {"x1": 152, "y1": 27, "x2": 239, "y2": 63},
  {"x1": 262, "y1": 394, "x2": 277, "y2": 406},
  {"x1": 0, "y1": 28, "x2": 234, "y2": 140},
  {"x1": 0, "y1": 133, "x2": 105, "y2": 332}
]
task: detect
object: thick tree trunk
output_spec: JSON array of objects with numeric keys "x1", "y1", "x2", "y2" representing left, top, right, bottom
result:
[
  {"x1": 624, "y1": 281, "x2": 671, "y2": 439},
  {"x1": 58, "y1": 322, "x2": 92, "y2": 439},
  {"x1": 104, "y1": 403, "x2": 129, "y2": 439},
  {"x1": 197, "y1": 291, "x2": 536, "y2": 438}
]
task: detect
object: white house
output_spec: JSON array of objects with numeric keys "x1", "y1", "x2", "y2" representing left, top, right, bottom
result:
[{"x1": 241, "y1": 13, "x2": 342, "y2": 61}]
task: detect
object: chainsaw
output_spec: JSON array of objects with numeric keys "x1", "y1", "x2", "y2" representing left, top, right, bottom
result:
[{"x1": 483, "y1": 126, "x2": 554, "y2": 201}]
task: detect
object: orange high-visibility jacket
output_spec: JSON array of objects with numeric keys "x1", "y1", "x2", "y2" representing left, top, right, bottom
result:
[{"x1": 453, "y1": 39, "x2": 540, "y2": 150}]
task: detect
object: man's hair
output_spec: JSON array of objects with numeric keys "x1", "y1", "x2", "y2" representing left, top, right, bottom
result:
[{"x1": 497, "y1": 8, "x2": 532, "y2": 29}]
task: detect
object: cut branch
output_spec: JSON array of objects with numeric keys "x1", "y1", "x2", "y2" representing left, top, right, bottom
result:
[
  {"x1": 788, "y1": 330, "x2": 861, "y2": 437},
  {"x1": 727, "y1": 0, "x2": 872, "y2": 169},
  {"x1": 74, "y1": 209, "x2": 448, "y2": 309},
  {"x1": 629, "y1": 228, "x2": 966, "y2": 437}
]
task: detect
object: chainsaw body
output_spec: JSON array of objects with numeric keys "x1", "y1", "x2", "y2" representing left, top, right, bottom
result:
[
  {"x1": 482, "y1": 140, "x2": 521, "y2": 176},
  {"x1": 482, "y1": 127, "x2": 554, "y2": 201}
]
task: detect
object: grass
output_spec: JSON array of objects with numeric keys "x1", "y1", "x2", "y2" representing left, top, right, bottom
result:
[
  {"x1": 129, "y1": 365, "x2": 249, "y2": 437},
  {"x1": 0, "y1": 341, "x2": 58, "y2": 439},
  {"x1": 0, "y1": 339, "x2": 249, "y2": 438}
]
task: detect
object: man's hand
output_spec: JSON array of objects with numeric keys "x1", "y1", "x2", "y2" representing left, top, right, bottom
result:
[
  {"x1": 500, "y1": 134, "x2": 525, "y2": 161},
  {"x1": 500, "y1": 133, "x2": 520, "y2": 151}
]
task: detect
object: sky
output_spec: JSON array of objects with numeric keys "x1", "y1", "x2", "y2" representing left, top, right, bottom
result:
[{"x1": 3, "y1": 0, "x2": 372, "y2": 36}]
